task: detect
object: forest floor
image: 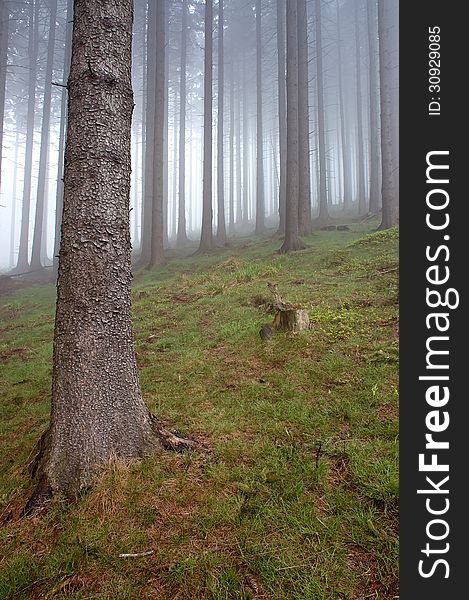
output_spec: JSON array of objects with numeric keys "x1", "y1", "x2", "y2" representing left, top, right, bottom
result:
[{"x1": 0, "y1": 221, "x2": 399, "y2": 600}]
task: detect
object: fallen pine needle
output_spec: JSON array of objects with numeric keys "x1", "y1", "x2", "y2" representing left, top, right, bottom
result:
[{"x1": 118, "y1": 550, "x2": 154, "y2": 558}]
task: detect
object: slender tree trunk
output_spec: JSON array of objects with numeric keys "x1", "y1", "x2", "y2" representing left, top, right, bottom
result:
[
  {"x1": 149, "y1": 0, "x2": 165, "y2": 266},
  {"x1": 228, "y1": 58, "x2": 235, "y2": 235},
  {"x1": 171, "y1": 97, "x2": 178, "y2": 241},
  {"x1": 336, "y1": 0, "x2": 352, "y2": 212},
  {"x1": 15, "y1": 0, "x2": 39, "y2": 272},
  {"x1": 236, "y1": 63, "x2": 242, "y2": 226},
  {"x1": 0, "y1": 0, "x2": 8, "y2": 199},
  {"x1": 30, "y1": 0, "x2": 58, "y2": 270},
  {"x1": 163, "y1": 4, "x2": 169, "y2": 248},
  {"x1": 242, "y1": 50, "x2": 249, "y2": 226},
  {"x1": 30, "y1": 0, "x2": 155, "y2": 500},
  {"x1": 366, "y1": 0, "x2": 380, "y2": 213},
  {"x1": 378, "y1": 0, "x2": 398, "y2": 229},
  {"x1": 354, "y1": 0, "x2": 366, "y2": 215},
  {"x1": 9, "y1": 130, "x2": 20, "y2": 268},
  {"x1": 52, "y1": 0, "x2": 73, "y2": 277},
  {"x1": 139, "y1": 0, "x2": 156, "y2": 265},
  {"x1": 297, "y1": 0, "x2": 312, "y2": 235},
  {"x1": 280, "y1": 0, "x2": 304, "y2": 253},
  {"x1": 216, "y1": 0, "x2": 226, "y2": 244},
  {"x1": 177, "y1": 0, "x2": 188, "y2": 245},
  {"x1": 276, "y1": 0, "x2": 286, "y2": 236},
  {"x1": 255, "y1": 0, "x2": 265, "y2": 234},
  {"x1": 198, "y1": 0, "x2": 214, "y2": 252},
  {"x1": 313, "y1": 0, "x2": 328, "y2": 227}
]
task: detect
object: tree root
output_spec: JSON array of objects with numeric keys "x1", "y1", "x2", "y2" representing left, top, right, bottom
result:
[{"x1": 150, "y1": 416, "x2": 202, "y2": 453}]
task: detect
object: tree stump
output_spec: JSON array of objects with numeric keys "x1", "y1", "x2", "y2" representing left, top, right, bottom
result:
[{"x1": 260, "y1": 283, "x2": 310, "y2": 337}]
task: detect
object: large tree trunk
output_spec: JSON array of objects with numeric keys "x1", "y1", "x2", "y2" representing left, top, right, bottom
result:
[
  {"x1": 149, "y1": 0, "x2": 165, "y2": 266},
  {"x1": 198, "y1": 0, "x2": 214, "y2": 252},
  {"x1": 254, "y1": 0, "x2": 265, "y2": 235},
  {"x1": 276, "y1": 0, "x2": 286, "y2": 236},
  {"x1": 30, "y1": 0, "x2": 58, "y2": 270},
  {"x1": 216, "y1": 0, "x2": 226, "y2": 244},
  {"x1": 177, "y1": 0, "x2": 189, "y2": 245},
  {"x1": 15, "y1": 0, "x2": 39, "y2": 273},
  {"x1": 377, "y1": 0, "x2": 398, "y2": 229},
  {"x1": 312, "y1": 0, "x2": 328, "y2": 228},
  {"x1": 279, "y1": 0, "x2": 304, "y2": 253},
  {"x1": 297, "y1": 0, "x2": 312, "y2": 235},
  {"x1": 30, "y1": 0, "x2": 154, "y2": 500}
]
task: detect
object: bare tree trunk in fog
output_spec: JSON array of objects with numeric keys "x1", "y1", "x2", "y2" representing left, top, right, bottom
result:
[
  {"x1": 354, "y1": 0, "x2": 366, "y2": 216},
  {"x1": 366, "y1": 0, "x2": 380, "y2": 214},
  {"x1": 198, "y1": 0, "x2": 214, "y2": 252},
  {"x1": 163, "y1": 5, "x2": 169, "y2": 248},
  {"x1": 229, "y1": 58, "x2": 235, "y2": 235},
  {"x1": 255, "y1": 0, "x2": 265, "y2": 234},
  {"x1": 297, "y1": 0, "x2": 312, "y2": 235},
  {"x1": 276, "y1": 0, "x2": 286, "y2": 236},
  {"x1": 216, "y1": 0, "x2": 226, "y2": 244},
  {"x1": 53, "y1": 0, "x2": 73, "y2": 277},
  {"x1": 313, "y1": 0, "x2": 328, "y2": 227},
  {"x1": 236, "y1": 63, "x2": 242, "y2": 226},
  {"x1": 9, "y1": 130, "x2": 19, "y2": 268},
  {"x1": 177, "y1": 0, "x2": 189, "y2": 245},
  {"x1": 15, "y1": 0, "x2": 39, "y2": 272},
  {"x1": 140, "y1": 0, "x2": 156, "y2": 265},
  {"x1": 149, "y1": 0, "x2": 165, "y2": 266},
  {"x1": 242, "y1": 50, "x2": 249, "y2": 225},
  {"x1": 171, "y1": 95, "x2": 178, "y2": 240},
  {"x1": 0, "y1": 0, "x2": 8, "y2": 198},
  {"x1": 336, "y1": 0, "x2": 352, "y2": 212},
  {"x1": 377, "y1": 0, "x2": 398, "y2": 229},
  {"x1": 280, "y1": 0, "x2": 304, "y2": 253},
  {"x1": 31, "y1": 0, "x2": 58, "y2": 270}
]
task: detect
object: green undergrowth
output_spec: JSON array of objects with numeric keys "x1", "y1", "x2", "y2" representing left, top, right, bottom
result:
[{"x1": 0, "y1": 222, "x2": 399, "y2": 599}]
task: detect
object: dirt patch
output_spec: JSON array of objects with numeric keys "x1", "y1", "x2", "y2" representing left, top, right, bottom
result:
[
  {"x1": 346, "y1": 545, "x2": 398, "y2": 600},
  {"x1": 376, "y1": 403, "x2": 398, "y2": 423}
]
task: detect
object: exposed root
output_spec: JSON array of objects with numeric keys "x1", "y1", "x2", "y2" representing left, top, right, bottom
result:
[
  {"x1": 20, "y1": 475, "x2": 53, "y2": 518},
  {"x1": 151, "y1": 416, "x2": 202, "y2": 453}
]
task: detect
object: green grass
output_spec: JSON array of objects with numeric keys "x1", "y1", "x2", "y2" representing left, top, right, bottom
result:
[{"x1": 0, "y1": 222, "x2": 399, "y2": 599}]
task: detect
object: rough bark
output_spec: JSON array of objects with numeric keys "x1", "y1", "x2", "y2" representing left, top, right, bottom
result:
[
  {"x1": 198, "y1": 0, "x2": 214, "y2": 252},
  {"x1": 216, "y1": 0, "x2": 226, "y2": 244},
  {"x1": 279, "y1": 0, "x2": 305, "y2": 253},
  {"x1": 297, "y1": 0, "x2": 312, "y2": 235},
  {"x1": 28, "y1": 0, "x2": 157, "y2": 503}
]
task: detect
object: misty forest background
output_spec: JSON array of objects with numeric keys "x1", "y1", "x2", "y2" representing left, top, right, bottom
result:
[
  {"x1": 0, "y1": 0, "x2": 398, "y2": 271},
  {"x1": 0, "y1": 0, "x2": 399, "y2": 599}
]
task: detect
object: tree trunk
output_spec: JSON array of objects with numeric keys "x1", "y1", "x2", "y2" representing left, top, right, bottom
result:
[
  {"x1": 280, "y1": 0, "x2": 304, "y2": 253},
  {"x1": 366, "y1": 0, "x2": 380, "y2": 214},
  {"x1": 139, "y1": 0, "x2": 156, "y2": 265},
  {"x1": 297, "y1": 0, "x2": 312, "y2": 235},
  {"x1": 149, "y1": 0, "x2": 165, "y2": 266},
  {"x1": 228, "y1": 57, "x2": 235, "y2": 235},
  {"x1": 9, "y1": 130, "x2": 19, "y2": 268},
  {"x1": 177, "y1": 0, "x2": 189, "y2": 245},
  {"x1": 276, "y1": 0, "x2": 286, "y2": 236},
  {"x1": 312, "y1": 0, "x2": 328, "y2": 228},
  {"x1": 0, "y1": 0, "x2": 8, "y2": 199},
  {"x1": 53, "y1": 0, "x2": 73, "y2": 278},
  {"x1": 30, "y1": 0, "x2": 58, "y2": 270},
  {"x1": 198, "y1": 0, "x2": 214, "y2": 252},
  {"x1": 242, "y1": 50, "x2": 249, "y2": 226},
  {"x1": 255, "y1": 0, "x2": 265, "y2": 235},
  {"x1": 216, "y1": 0, "x2": 226, "y2": 244},
  {"x1": 29, "y1": 0, "x2": 154, "y2": 500},
  {"x1": 15, "y1": 0, "x2": 39, "y2": 272},
  {"x1": 235, "y1": 62, "x2": 242, "y2": 226},
  {"x1": 377, "y1": 0, "x2": 398, "y2": 229},
  {"x1": 354, "y1": 0, "x2": 366, "y2": 216}
]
